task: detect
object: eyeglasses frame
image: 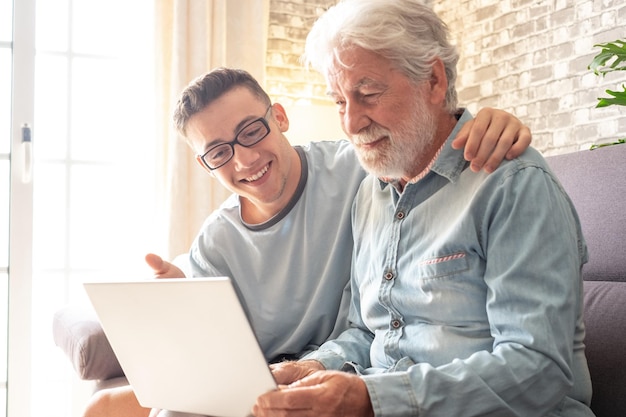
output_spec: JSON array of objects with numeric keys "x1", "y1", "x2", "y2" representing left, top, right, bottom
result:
[{"x1": 196, "y1": 105, "x2": 273, "y2": 170}]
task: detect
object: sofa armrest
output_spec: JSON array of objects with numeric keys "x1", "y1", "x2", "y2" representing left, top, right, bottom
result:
[{"x1": 53, "y1": 305, "x2": 125, "y2": 381}]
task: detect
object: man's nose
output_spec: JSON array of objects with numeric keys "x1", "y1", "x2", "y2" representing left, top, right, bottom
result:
[
  {"x1": 342, "y1": 101, "x2": 371, "y2": 136},
  {"x1": 231, "y1": 143, "x2": 261, "y2": 169}
]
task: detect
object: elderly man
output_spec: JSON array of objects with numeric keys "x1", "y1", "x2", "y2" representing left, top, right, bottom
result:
[{"x1": 254, "y1": 1, "x2": 594, "y2": 416}]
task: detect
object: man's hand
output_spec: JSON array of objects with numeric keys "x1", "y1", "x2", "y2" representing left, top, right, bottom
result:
[
  {"x1": 145, "y1": 253, "x2": 185, "y2": 278},
  {"x1": 270, "y1": 360, "x2": 325, "y2": 385},
  {"x1": 452, "y1": 107, "x2": 532, "y2": 173},
  {"x1": 253, "y1": 370, "x2": 374, "y2": 417}
]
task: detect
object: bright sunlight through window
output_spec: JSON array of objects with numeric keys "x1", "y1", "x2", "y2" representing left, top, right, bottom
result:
[{"x1": 28, "y1": 2, "x2": 160, "y2": 416}]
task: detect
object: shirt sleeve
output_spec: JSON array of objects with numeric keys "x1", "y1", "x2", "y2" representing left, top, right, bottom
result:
[{"x1": 302, "y1": 259, "x2": 376, "y2": 370}]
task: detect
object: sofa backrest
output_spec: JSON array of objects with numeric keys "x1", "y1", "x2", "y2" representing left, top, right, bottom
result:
[
  {"x1": 546, "y1": 144, "x2": 626, "y2": 282},
  {"x1": 546, "y1": 145, "x2": 626, "y2": 417}
]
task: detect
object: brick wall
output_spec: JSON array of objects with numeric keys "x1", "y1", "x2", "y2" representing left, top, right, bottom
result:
[
  {"x1": 434, "y1": 0, "x2": 626, "y2": 154},
  {"x1": 266, "y1": 0, "x2": 336, "y2": 107},
  {"x1": 267, "y1": 0, "x2": 626, "y2": 155}
]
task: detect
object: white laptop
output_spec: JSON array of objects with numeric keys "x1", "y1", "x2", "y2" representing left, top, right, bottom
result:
[{"x1": 83, "y1": 277, "x2": 277, "y2": 417}]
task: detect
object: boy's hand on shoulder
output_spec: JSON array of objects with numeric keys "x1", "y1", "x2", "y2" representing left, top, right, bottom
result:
[{"x1": 452, "y1": 107, "x2": 531, "y2": 173}]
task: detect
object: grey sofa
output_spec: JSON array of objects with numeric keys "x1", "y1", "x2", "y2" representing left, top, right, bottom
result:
[
  {"x1": 53, "y1": 145, "x2": 626, "y2": 417},
  {"x1": 545, "y1": 144, "x2": 626, "y2": 417}
]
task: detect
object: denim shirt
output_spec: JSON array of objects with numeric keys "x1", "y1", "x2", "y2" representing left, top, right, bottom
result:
[{"x1": 305, "y1": 110, "x2": 594, "y2": 417}]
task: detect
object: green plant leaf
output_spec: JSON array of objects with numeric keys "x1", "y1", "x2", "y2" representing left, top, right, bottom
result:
[
  {"x1": 596, "y1": 84, "x2": 626, "y2": 108},
  {"x1": 589, "y1": 40, "x2": 626, "y2": 76},
  {"x1": 590, "y1": 139, "x2": 626, "y2": 150}
]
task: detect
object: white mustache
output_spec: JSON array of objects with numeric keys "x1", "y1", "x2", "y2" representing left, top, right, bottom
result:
[{"x1": 352, "y1": 125, "x2": 392, "y2": 146}]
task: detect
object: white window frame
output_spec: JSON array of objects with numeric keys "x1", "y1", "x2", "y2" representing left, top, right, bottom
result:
[{"x1": 7, "y1": 0, "x2": 35, "y2": 415}]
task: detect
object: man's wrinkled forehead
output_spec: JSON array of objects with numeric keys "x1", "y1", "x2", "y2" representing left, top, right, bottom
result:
[{"x1": 324, "y1": 55, "x2": 405, "y2": 100}]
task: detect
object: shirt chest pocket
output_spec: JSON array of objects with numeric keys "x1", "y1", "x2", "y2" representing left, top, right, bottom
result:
[
  {"x1": 397, "y1": 251, "x2": 488, "y2": 324},
  {"x1": 415, "y1": 252, "x2": 469, "y2": 279}
]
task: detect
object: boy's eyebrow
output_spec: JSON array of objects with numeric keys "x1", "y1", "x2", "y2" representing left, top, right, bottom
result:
[{"x1": 202, "y1": 114, "x2": 259, "y2": 151}]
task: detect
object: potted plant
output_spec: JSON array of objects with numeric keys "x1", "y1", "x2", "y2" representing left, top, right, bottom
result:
[{"x1": 588, "y1": 39, "x2": 626, "y2": 149}]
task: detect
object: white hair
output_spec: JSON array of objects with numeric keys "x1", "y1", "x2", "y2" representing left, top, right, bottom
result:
[{"x1": 303, "y1": 0, "x2": 459, "y2": 112}]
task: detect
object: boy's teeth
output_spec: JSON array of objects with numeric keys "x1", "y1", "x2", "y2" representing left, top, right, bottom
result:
[{"x1": 246, "y1": 164, "x2": 269, "y2": 182}]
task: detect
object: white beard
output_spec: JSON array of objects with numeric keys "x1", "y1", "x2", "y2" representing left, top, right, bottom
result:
[{"x1": 351, "y1": 101, "x2": 437, "y2": 179}]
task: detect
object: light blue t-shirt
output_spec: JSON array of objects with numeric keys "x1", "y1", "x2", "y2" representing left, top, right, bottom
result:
[
  {"x1": 306, "y1": 111, "x2": 594, "y2": 417},
  {"x1": 189, "y1": 140, "x2": 366, "y2": 362}
]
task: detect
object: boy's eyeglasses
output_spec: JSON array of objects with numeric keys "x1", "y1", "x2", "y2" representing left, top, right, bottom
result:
[{"x1": 197, "y1": 105, "x2": 272, "y2": 170}]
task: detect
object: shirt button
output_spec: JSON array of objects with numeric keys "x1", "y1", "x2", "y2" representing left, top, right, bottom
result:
[
  {"x1": 384, "y1": 272, "x2": 394, "y2": 281},
  {"x1": 391, "y1": 319, "x2": 402, "y2": 329},
  {"x1": 396, "y1": 211, "x2": 405, "y2": 220}
]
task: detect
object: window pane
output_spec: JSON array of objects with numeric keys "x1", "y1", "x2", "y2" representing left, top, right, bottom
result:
[
  {"x1": 34, "y1": 54, "x2": 68, "y2": 161},
  {"x1": 70, "y1": 57, "x2": 143, "y2": 162},
  {"x1": 0, "y1": 0, "x2": 11, "y2": 42},
  {"x1": 72, "y1": 0, "x2": 152, "y2": 56},
  {"x1": 69, "y1": 163, "x2": 157, "y2": 273},
  {"x1": 35, "y1": 0, "x2": 69, "y2": 52},
  {"x1": 0, "y1": 49, "x2": 10, "y2": 155},
  {"x1": 30, "y1": 2, "x2": 157, "y2": 417},
  {"x1": 32, "y1": 163, "x2": 66, "y2": 269}
]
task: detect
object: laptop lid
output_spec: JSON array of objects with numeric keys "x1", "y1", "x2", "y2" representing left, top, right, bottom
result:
[{"x1": 83, "y1": 277, "x2": 277, "y2": 417}]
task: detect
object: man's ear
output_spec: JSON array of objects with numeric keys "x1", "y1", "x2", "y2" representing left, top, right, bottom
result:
[
  {"x1": 428, "y1": 57, "x2": 449, "y2": 106},
  {"x1": 270, "y1": 102, "x2": 290, "y2": 133}
]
